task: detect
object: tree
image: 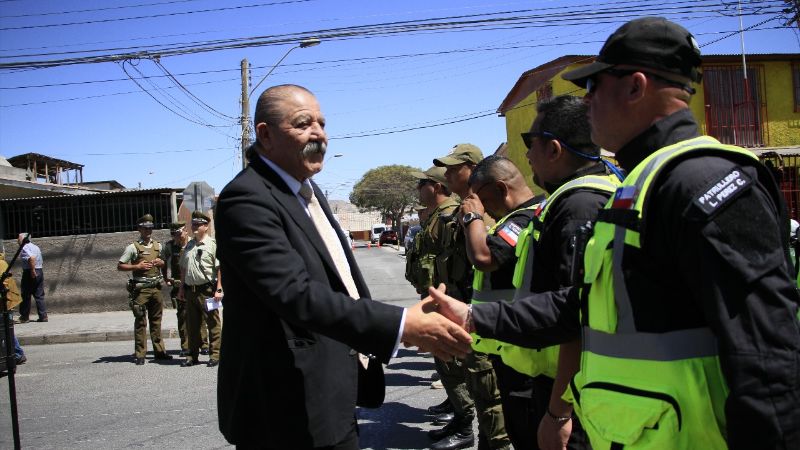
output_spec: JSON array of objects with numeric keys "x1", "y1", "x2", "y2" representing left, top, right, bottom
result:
[
  {"x1": 350, "y1": 165, "x2": 419, "y2": 236},
  {"x1": 784, "y1": 0, "x2": 800, "y2": 27}
]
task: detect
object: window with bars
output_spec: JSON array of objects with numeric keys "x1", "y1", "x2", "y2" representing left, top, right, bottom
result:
[{"x1": 703, "y1": 65, "x2": 768, "y2": 148}]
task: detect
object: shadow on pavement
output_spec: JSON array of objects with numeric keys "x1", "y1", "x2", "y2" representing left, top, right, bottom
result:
[
  {"x1": 385, "y1": 372, "x2": 431, "y2": 387},
  {"x1": 358, "y1": 402, "x2": 433, "y2": 450}
]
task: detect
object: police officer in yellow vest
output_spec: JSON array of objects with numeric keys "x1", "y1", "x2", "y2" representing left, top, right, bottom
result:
[
  {"x1": 407, "y1": 167, "x2": 464, "y2": 421},
  {"x1": 462, "y1": 155, "x2": 542, "y2": 450},
  {"x1": 179, "y1": 210, "x2": 223, "y2": 368},
  {"x1": 428, "y1": 17, "x2": 800, "y2": 450},
  {"x1": 519, "y1": 95, "x2": 620, "y2": 449},
  {"x1": 117, "y1": 214, "x2": 172, "y2": 366},
  {"x1": 161, "y1": 222, "x2": 210, "y2": 357},
  {"x1": 431, "y1": 144, "x2": 510, "y2": 450}
]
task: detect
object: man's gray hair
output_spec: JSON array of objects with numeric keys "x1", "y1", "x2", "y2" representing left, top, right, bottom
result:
[
  {"x1": 253, "y1": 84, "x2": 314, "y2": 129},
  {"x1": 536, "y1": 95, "x2": 599, "y2": 156}
]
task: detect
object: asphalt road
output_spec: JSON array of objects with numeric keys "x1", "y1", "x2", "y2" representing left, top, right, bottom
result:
[{"x1": 0, "y1": 245, "x2": 465, "y2": 450}]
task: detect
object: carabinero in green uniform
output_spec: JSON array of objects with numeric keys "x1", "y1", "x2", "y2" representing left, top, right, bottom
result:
[
  {"x1": 117, "y1": 214, "x2": 172, "y2": 365},
  {"x1": 430, "y1": 144, "x2": 511, "y2": 450}
]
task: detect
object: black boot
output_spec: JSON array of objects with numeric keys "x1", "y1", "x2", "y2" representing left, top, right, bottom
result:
[
  {"x1": 426, "y1": 398, "x2": 454, "y2": 415},
  {"x1": 428, "y1": 415, "x2": 471, "y2": 441},
  {"x1": 431, "y1": 430, "x2": 475, "y2": 450}
]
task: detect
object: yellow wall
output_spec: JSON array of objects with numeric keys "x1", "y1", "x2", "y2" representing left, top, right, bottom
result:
[
  {"x1": 689, "y1": 60, "x2": 800, "y2": 146},
  {"x1": 505, "y1": 58, "x2": 800, "y2": 181},
  {"x1": 503, "y1": 66, "x2": 590, "y2": 195}
]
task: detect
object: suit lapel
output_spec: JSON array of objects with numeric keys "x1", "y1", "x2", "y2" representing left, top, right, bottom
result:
[{"x1": 248, "y1": 157, "x2": 348, "y2": 290}]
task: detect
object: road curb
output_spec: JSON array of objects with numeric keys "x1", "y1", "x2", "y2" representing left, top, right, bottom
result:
[{"x1": 18, "y1": 328, "x2": 180, "y2": 346}]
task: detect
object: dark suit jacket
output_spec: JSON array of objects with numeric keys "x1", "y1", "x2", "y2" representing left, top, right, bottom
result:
[{"x1": 215, "y1": 156, "x2": 404, "y2": 448}]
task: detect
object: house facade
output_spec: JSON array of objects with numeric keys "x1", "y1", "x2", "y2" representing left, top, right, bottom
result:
[{"x1": 498, "y1": 53, "x2": 800, "y2": 211}]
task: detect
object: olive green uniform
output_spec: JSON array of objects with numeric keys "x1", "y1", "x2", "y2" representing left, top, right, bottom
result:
[
  {"x1": 120, "y1": 239, "x2": 167, "y2": 359},
  {"x1": 162, "y1": 239, "x2": 208, "y2": 354},
  {"x1": 437, "y1": 203, "x2": 509, "y2": 449},
  {"x1": 180, "y1": 235, "x2": 221, "y2": 362}
]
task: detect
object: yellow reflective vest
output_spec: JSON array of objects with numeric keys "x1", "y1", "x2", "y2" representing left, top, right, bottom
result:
[{"x1": 500, "y1": 174, "x2": 620, "y2": 378}]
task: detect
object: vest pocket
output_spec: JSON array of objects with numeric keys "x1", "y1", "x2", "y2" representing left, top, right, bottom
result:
[{"x1": 579, "y1": 381, "x2": 680, "y2": 448}]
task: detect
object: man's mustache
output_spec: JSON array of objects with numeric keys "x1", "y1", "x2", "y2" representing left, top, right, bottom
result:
[{"x1": 303, "y1": 140, "x2": 327, "y2": 157}]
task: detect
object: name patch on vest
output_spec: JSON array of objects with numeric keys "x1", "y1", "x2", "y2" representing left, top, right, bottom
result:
[
  {"x1": 693, "y1": 167, "x2": 752, "y2": 216},
  {"x1": 497, "y1": 222, "x2": 523, "y2": 247}
]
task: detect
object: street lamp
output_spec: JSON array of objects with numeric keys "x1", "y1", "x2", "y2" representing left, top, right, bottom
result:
[
  {"x1": 249, "y1": 38, "x2": 321, "y2": 98},
  {"x1": 240, "y1": 38, "x2": 321, "y2": 169}
]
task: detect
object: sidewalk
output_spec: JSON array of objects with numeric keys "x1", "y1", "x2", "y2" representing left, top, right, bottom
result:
[{"x1": 13, "y1": 309, "x2": 179, "y2": 346}]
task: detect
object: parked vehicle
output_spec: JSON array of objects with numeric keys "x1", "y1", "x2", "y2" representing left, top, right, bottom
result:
[
  {"x1": 370, "y1": 224, "x2": 386, "y2": 243},
  {"x1": 379, "y1": 230, "x2": 398, "y2": 245},
  {"x1": 404, "y1": 225, "x2": 422, "y2": 252}
]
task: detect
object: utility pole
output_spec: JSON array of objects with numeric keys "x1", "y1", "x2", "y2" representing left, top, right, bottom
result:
[{"x1": 240, "y1": 58, "x2": 251, "y2": 169}]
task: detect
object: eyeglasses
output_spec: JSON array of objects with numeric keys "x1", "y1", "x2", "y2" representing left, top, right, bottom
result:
[
  {"x1": 520, "y1": 130, "x2": 626, "y2": 181},
  {"x1": 585, "y1": 68, "x2": 696, "y2": 95},
  {"x1": 521, "y1": 130, "x2": 577, "y2": 150}
]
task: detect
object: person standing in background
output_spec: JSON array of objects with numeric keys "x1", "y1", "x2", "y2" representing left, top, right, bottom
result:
[{"x1": 17, "y1": 233, "x2": 47, "y2": 323}]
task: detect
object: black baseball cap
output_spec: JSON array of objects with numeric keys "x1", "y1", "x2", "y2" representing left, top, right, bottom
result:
[{"x1": 562, "y1": 17, "x2": 702, "y2": 87}]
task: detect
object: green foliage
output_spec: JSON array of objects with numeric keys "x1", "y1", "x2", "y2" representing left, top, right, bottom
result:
[{"x1": 350, "y1": 165, "x2": 420, "y2": 231}]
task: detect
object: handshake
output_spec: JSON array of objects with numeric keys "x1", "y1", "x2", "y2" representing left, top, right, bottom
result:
[{"x1": 400, "y1": 284, "x2": 475, "y2": 361}]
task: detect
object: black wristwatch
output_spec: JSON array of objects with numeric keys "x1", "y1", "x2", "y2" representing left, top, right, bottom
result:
[
  {"x1": 462, "y1": 212, "x2": 483, "y2": 226},
  {"x1": 216, "y1": 288, "x2": 224, "y2": 294}
]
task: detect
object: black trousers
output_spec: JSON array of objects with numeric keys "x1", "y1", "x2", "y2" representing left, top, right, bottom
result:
[{"x1": 20, "y1": 269, "x2": 46, "y2": 319}]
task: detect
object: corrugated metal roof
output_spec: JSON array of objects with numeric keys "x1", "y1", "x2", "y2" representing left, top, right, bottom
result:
[{"x1": 0, "y1": 187, "x2": 183, "y2": 202}]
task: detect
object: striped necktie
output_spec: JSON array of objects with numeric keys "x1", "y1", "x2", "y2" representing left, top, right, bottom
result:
[{"x1": 299, "y1": 183, "x2": 360, "y2": 299}]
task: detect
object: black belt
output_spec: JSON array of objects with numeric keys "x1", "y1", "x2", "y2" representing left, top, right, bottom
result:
[{"x1": 186, "y1": 282, "x2": 213, "y2": 293}]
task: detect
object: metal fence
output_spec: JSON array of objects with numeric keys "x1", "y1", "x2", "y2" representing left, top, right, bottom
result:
[
  {"x1": 759, "y1": 153, "x2": 800, "y2": 220},
  {"x1": 0, "y1": 189, "x2": 179, "y2": 240}
]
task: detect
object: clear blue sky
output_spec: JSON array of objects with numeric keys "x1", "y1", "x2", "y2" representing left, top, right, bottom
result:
[{"x1": 1, "y1": 0, "x2": 797, "y2": 200}]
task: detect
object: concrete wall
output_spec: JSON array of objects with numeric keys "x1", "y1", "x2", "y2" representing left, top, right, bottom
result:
[{"x1": 3, "y1": 230, "x2": 174, "y2": 313}]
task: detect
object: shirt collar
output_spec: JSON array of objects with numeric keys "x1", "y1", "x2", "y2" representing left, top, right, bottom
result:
[
  {"x1": 259, "y1": 154, "x2": 310, "y2": 199},
  {"x1": 614, "y1": 108, "x2": 700, "y2": 172}
]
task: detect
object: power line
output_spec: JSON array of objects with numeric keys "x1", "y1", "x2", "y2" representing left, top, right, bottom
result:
[
  {"x1": 0, "y1": 0, "x2": 784, "y2": 69},
  {"x1": 0, "y1": 0, "x2": 204, "y2": 19},
  {"x1": 0, "y1": 0, "x2": 315, "y2": 31}
]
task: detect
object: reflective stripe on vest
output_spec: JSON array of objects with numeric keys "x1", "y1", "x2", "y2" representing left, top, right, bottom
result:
[
  {"x1": 471, "y1": 204, "x2": 537, "y2": 355},
  {"x1": 572, "y1": 137, "x2": 763, "y2": 449},
  {"x1": 500, "y1": 175, "x2": 620, "y2": 377}
]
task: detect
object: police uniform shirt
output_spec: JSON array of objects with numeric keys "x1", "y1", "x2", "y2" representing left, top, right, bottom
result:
[
  {"x1": 119, "y1": 238, "x2": 158, "y2": 266},
  {"x1": 180, "y1": 235, "x2": 219, "y2": 286},
  {"x1": 530, "y1": 162, "x2": 612, "y2": 293},
  {"x1": 608, "y1": 108, "x2": 800, "y2": 448},
  {"x1": 485, "y1": 197, "x2": 539, "y2": 289},
  {"x1": 161, "y1": 239, "x2": 183, "y2": 278},
  {"x1": 483, "y1": 197, "x2": 538, "y2": 396}
]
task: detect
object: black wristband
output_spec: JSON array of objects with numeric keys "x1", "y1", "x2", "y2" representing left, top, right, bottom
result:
[{"x1": 546, "y1": 408, "x2": 571, "y2": 423}]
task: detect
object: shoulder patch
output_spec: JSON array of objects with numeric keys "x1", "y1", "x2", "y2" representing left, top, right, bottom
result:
[
  {"x1": 497, "y1": 222, "x2": 523, "y2": 247},
  {"x1": 692, "y1": 166, "x2": 752, "y2": 216}
]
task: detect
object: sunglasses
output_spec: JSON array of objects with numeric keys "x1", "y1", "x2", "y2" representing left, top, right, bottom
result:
[
  {"x1": 585, "y1": 68, "x2": 696, "y2": 95},
  {"x1": 520, "y1": 130, "x2": 568, "y2": 150},
  {"x1": 416, "y1": 179, "x2": 433, "y2": 188},
  {"x1": 520, "y1": 130, "x2": 626, "y2": 181}
]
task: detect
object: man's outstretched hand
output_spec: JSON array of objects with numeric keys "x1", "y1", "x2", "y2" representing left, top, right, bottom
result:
[
  {"x1": 424, "y1": 284, "x2": 471, "y2": 331},
  {"x1": 402, "y1": 284, "x2": 472, "y2": 360}
]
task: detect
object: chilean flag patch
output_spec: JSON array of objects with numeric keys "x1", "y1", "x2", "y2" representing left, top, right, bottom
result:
[
  {"x1": 497, "y1": 222, "x2": 523, "y2": 247},
  {"x1": 612, "y1": 186, "x2": 637, "y2": 209}
]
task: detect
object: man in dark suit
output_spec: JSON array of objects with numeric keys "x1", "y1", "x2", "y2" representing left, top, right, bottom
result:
[{"x1": 215, "y1": 84, "x2": 472, "y2": 450}]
